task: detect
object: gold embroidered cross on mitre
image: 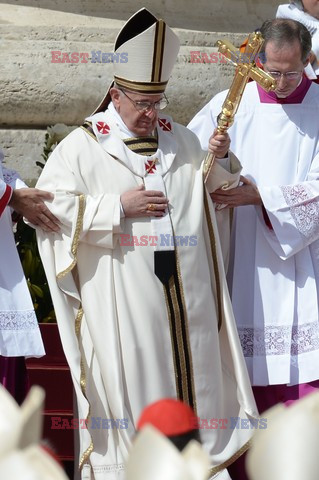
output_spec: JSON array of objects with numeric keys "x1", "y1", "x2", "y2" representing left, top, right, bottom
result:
[{"x1": 203, "y1": 31, "x2": 277, "y2": 181}]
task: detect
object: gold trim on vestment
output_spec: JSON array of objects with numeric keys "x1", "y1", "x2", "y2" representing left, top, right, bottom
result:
[
  {"x1": 124, "y1": 133, "x2": 158, "y2": 156},
  {"x1": 152, "y1": 20, "x2": 165, "y2": 82},
  {"x1": 164, "y1": 278, "x2": 181, "y2": 398},
  {"x1": 202, "y1": 190, "x2": 250, "y2": 474},
  {"x1": 75, "y1": 308, "x2": 94, "y2": 469},
  {"x1": 55, "y1": 194, "x2": 94, "y2": 469},
  {"x1": 169, "y1": 276, "x2": 189, "y2": 403},
  {"x1": 208, "y1": 440, "x2": 251, "y2": 477},
  {"x1": 123, "y1": 140, "x2": 158, "y2": 155},
  {"x1": 114, "y1": 76, "x2": 167, "y2": 93},
  {"x1": 57, "y1": 194, "x2": 86, "y2": 279},
  {"x1": 162, "y1": 248, "x2": 197, "y2": 413},
  {"x1": 80, "y1": 124, "x2": 98, "y2": 143},
  {"x1": 174, "y1": 249, "x2": 197, "y2": 414},
  {"x1": 204, "y1": 191, "x2": 223, "y2": 331},
  {"x1": 124, "y1": 142, "x2": 158, "y2": 149},
  {"x1": 124, "y1": 139, "x2": 158, "y2": 147}
]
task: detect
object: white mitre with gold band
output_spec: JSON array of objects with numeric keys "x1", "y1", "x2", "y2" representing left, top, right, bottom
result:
[{"x1": 92, "y1": 7, "x2": 180, "y2": 113}]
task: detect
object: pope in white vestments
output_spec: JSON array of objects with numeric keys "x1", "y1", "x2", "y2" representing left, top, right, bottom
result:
[
  {"x1": 189, "y1": 18, "x2": 319, "y2": 392},
  {"x1": 35, "y1": 9, "x2": 257, "y2": 480}
]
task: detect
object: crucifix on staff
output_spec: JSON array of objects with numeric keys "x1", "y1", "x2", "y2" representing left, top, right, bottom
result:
[{"x1": 203, "y1": 31, "x2": 277, "y2": 181}]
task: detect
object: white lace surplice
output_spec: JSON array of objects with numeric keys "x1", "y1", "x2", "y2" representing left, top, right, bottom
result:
[{"x1": 0, "y1": 151, "x2": 44, "y2": 357}]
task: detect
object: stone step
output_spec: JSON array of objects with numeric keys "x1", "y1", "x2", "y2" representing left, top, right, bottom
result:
[
  {"x1": 0, "y1": 1, "x2": 280, "y2": 33},
  {"x1": 0, "y1": 35, "x2": 246, "y2": 128},
  {"x1": 0, "y1": 128, "x2": 46, "y2": 183}
]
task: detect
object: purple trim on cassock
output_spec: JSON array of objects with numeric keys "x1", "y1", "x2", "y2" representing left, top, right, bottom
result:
[
  {"x1": 253, "y1": 380, "x2": 319, "y2": 413},
  {"x1": 257, "y1": 75, "x2": 312, "y2": 104}
]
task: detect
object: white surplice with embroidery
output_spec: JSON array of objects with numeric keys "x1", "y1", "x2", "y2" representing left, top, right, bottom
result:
[
  {"x1": 0, "y1": 150, "x2": 44, "y2": 357},
  {"x1": 35, "y1": 106, "x2": 257, "y2": 480},
  {"x1": 188, "y1": 81, "x2": 319, "y2": 387}
]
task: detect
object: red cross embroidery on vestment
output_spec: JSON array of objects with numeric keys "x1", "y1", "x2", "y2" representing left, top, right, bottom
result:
[
  {"x1": 96, "y1": 122, "x2": 110, "y2": 134},
  {"x1": 145, "y1": 160, "x2": 157, "y2": 174},
  {"x1": 158, "y1": 118, "x2": 172, "y2": 132}
]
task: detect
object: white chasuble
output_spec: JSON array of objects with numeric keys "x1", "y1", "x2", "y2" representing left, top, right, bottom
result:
[
  {"x1": 189, "y1": 80, "x2": 319, "y2": 387},
  {"x1": 35, "y1": 109, "x2": 257, "y2": 479}
]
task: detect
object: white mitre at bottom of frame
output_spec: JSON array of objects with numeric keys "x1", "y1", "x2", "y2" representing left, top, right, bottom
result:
[
  {"x1": 247, "y1": 390, "x2": 319, "y2": 480},
  {"x1": 125, "y1": 424, "x2": 210, "y2": 480},
  {"x1": 0, "y1": 384, "x2": 68, "y2": 480}
]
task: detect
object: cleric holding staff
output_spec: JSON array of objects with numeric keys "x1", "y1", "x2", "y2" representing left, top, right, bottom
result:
[{"x1": 189, "y1": 17, "x2": 319, "y2": 480}]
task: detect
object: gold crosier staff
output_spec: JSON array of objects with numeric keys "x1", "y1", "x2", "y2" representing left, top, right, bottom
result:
[{"x1": 203, "y1": 31, "x2": 277, "y2": 182}]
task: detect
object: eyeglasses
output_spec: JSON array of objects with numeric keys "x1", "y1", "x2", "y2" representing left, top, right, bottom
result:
[
  {"x1": 264, "y1": 69, "x2": 303, "y2": 81},
  {"x1": 120, "y1": 89, "x2": 169, "y2": 112}
]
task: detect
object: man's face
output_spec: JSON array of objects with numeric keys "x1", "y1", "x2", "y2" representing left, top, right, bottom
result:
[
  {"x1": 303, "y1": 0, "x2": 319, "y2": 20},
  {"x1": 264, "y1": 39, "x2": 308, "y2": 98},
  {"x1": 110, "y1": 88, "x2": 163, "y2": 136}
]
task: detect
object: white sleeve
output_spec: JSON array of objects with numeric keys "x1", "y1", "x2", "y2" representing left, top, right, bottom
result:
[
  {"x1": 205, "y1": 153, "x2": 241, "y2": 194},
  {"x1": 35, "y1": 145, "x2": 122, "y2": 252},
  {"x1": 276, "y1": 5, "x2": 293, "y2": 20},
  {"x1": 276, "y1": 1, "x2": 319, "y2": 55},
  {"x1": 258, "y1": 153, "x2": 319, "y2": 259}
]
